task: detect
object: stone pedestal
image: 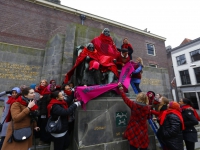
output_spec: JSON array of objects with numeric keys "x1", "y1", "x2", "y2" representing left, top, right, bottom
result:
[{"x1": 73, "y1": 97, "x2": 156, "y2": 150}]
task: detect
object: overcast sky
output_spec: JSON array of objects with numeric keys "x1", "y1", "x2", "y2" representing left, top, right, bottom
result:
[{"x1": 61, "y1": 0, "x2": 200, "y2": 49}]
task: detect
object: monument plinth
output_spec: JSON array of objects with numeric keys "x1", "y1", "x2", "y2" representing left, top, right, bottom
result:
[{"x1": 73, "y1": 97, "x2": 156, "y2": 150}]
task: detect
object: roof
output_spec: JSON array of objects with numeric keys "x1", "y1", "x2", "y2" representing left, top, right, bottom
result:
[
  {"x1": 179, "y1": 38, "x2": 191, "y2": 46},
  {"x1": 25, "y1": 0, "x2": 166, "y2": 41},
  {"x1": 168, "y1": 37, "x2": 200, "y2": 52}
]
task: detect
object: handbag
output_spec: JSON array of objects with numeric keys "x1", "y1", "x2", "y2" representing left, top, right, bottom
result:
[
  {"x1": 45, "y1": 116, "x2": 62, "y2": 133},
  {"x1": 10, "y1": 120, "x2": 32, "y2": 142},
  {"x1": 0, "y1": 117, "x2": 6, "y2": 132}
]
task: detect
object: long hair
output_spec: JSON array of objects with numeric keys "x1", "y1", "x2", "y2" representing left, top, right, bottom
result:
[
  {"x1": 158, "y1": 97, "x2": 169, "y2": 111},
  {"x1": 137, "y1": 57, "x2": 144, "y2": 67},
  {"x1": 136, "y1": 92, "x2": 149, "y2": 105},
  {"x1": 182, "y1": 98, "x2": 193, "y2": 107}
]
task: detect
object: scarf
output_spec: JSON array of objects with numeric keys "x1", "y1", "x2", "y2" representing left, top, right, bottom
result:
[
  {"x1": 6, "y1": 96, "x2": 38, "y2": 122},
  {"x1": 6, "y1": 96, "x2": 19, "y2": 122},
  {"x1": 181, "y1": 105, "x2": 200, "y2": 121},
  {"x1": 47, "y1": 98, "x2": 68, "y2": 117},
  {"x1": 160, "y1": 109, "x2": 185, "y2": 130},
  {"x1": 64, "y1": 90, "x2": 72, "y2": 96}
]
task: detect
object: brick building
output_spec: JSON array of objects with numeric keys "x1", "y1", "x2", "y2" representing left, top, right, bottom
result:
[{"x1": 0, "y1": 0, "x2": 171, "y2": 97}]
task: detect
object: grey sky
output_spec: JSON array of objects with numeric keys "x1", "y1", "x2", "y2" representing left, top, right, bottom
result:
[{"x1": 62, "y1": 0, "x2": 200, "y2": 49}]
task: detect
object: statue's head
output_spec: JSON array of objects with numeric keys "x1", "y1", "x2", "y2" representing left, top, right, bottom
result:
[
  {"x1": 87, "y1": 43, "x2": 94, "y2": 51},
  {"x1": 102, "y1": 28, "x2": 110, "y2": 36}
]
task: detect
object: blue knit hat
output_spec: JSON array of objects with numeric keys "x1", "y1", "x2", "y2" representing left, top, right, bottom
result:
[
  {"x1": 12, "y1": 87, "x2": 21, "y2": 94},
  {"x1": 30, "y1": 84, "x2": 36, "y2": 90}
]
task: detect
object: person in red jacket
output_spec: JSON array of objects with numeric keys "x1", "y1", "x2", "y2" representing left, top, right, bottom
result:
[
  {"x1": 118, "y1": 83, "x2": 150, "y2": 150},
  {"x1": 115, "y1": 48, "x2": 130, "y2": 71},
  {"x1": 121, "y1": 38, "x2": 134, "y2": 60}
]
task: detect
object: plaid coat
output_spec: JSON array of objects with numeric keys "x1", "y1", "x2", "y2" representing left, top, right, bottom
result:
[{"x1": 120, "y1": 91, "x2": 150, "y2": 148}]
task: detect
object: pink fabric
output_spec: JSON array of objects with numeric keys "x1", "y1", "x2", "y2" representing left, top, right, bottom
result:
[
  {"x1": 89, "y1": 60, "x2": 100, "y2": 70},
  {"x1": 75, "y1": 62, "x2": 134, "y2": 106}
]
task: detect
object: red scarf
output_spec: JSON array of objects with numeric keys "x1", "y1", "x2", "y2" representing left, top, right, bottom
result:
[
  {"x1": 7, "y1": 96, "x2": 17, "y2": 105},
  {"x1": 36, "y1": 85, "x2": 50, "y2": 95},
  {"x1": 64, "y1": 90, "x2": 72, "y2": 96},
  {"x1": 160, "y1": 109, "x2": 185, "y2": 130},
  {"x1": 121, "y1": 43, "x2": 133, "y2": 50},
  {"x1": 47, "y1": 99, "x2": 68, "y2": 117},
  {"x1": 6, "y1": 96, "x2": 19, "y2": 122},
  {"x1": 6, "y1": 96, "x2": 38, "y2": 122},
  {"x1": 181, "y1": 105, "x2": 200, "y2": 121}
]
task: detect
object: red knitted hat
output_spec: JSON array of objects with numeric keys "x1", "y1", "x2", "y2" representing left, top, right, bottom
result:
[{"x1": 168, "y1": 101, "x2": 181, "y2": 112}]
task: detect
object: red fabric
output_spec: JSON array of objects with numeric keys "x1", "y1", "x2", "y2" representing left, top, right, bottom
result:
[
  {"x1": 181, "y1": 105, "x2": 200, "y2": 121},
  {"x1": 120, "y1": 90, "x2": 150, "y2": 148},
  {"x1": 147, "y1": 92, "x2": 155, "y2": 105},
  {"x1": 64, "y1": 90, "x2": 72, "y2": 96},
  {"x1": 116, "y1": 53, "x2": 130, "y2": 70},
  {"x1": 47, "y1": 99, "x2": 68, "y2": 117},
  {"x1": 91, "y1": 33, "x2": 119, "y2": 58},
  {"x1": 121, "y1": 43, "x2": 133, "y2": 50},
  {"x1": 6, "y1": 96, "x2": 20, "y2": 122},
  {"x1": 64, "y1": 48, "x2": 99, "y2": 83},
  {"x1": 151, "y1": 109, "x2": 166, "y2": 125},
  {"x1": 160, "y1": 109, "x2": 185, "y2": 130},
  {"x1": 16, "y1": 97, "x2": 38, "y2": 111},
  {"x1": 36, "y1": 85, "x2": 50, "y2": 95},
  {"x1": 89, "y1": 60, "x2": 99, "y2": 70},
  {"x1": 6, "y1": 96, "x2": 38, "y2": 122},
  {"x1": 64, "y1": 47, "x2": 119, "y2": 83}
]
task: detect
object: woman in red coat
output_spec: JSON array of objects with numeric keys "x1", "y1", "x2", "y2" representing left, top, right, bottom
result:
[{"x1": 118, "y1": 83, "x2": 150, "y2": 150}]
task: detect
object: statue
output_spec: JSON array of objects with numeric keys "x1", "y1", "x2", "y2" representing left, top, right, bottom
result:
[
  {"x1": 64, "y1": 43, "x2": 101, "y2": 86},
  {"x1": 91, "y1": 28, "x2": 119, "y2": 84}
]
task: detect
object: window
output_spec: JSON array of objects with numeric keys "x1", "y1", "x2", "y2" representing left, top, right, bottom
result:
[
  {"x1": 149, "y1": 64, "x2": 157, "y2": 68},
  {"x1": 147, "y1": 43, "x2": 155, "y2": 56},
  {"x1": 190, "y1": 49, "x2": 200, "y2": 62},
  {"x1": 184, "y1": 92, "x2": 199, "y2": 109},
  {"x1": 179, "y1": 70, "x2": 191, "y2": 85},
  {"x1": 194, "y1": 67, "x2": 200, "y2": 83},
  {"x1": 176, "y1": 54, "x2": 186, "y2": 66}
]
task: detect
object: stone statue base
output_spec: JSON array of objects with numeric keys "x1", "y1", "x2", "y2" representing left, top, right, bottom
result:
[{"x1": 72, "y1": 97, "x2": 156, "y2": 150}]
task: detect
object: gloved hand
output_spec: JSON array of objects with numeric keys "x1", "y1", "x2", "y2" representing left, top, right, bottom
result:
[
  {"x1": 74, "y1": 101, "x2": 81, "y2": 107},
  {"x1": 6, "y1": 91, "x2": 12, "y2": 94}
]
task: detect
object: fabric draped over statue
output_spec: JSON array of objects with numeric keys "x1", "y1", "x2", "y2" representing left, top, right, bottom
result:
[{"x1": 64, "y1": 48, "x2": 99, "y2": 84}]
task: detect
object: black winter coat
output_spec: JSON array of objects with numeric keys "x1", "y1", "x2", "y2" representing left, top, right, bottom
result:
[
  {"x1": 182, "y1": 109, "x2": 198, "y2": 142},
  {"x1": 38, "y1": 94, "x2": 50, "y2": 115},
  {"x1": 50, "y1": 103, "x2": 77, "y2": 133},
  {"x1": 157, "y1": 113, "x2": 184, "y2": 150}
]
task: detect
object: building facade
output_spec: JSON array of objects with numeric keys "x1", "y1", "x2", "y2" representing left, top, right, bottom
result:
[{"x1": 171, "y1": 37, "x2": 200, "y2": 109}]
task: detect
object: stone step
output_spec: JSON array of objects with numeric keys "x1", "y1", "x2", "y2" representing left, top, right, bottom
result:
[{"x1": 30, "y1": 145, "x2": 50, "y2": 150}]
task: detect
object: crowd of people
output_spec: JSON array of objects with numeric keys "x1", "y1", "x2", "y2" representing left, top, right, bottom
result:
[
  {"x1": 0, "y1": 80, "x2": 80, "y2": 150},
  {"x1": 118, "y1": 83, "x2": 200, "y2": 150},
  {"x1": 0, "y1": 27, "x2": 199, "y2": 150}
]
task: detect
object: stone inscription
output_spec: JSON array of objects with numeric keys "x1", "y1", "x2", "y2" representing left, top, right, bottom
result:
[
  {"x1": 0, "y1": 62, "x2": 40, "y2": 81},
  {"x1": 116, "y1": 132, "x2": 124, "y2": 136},
  {"x1": 94, "y1": 126, "x2": 106, "y2": 130},
  {"x1": 141, "y1": 78, "x2": 161, "y2": 85}
]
